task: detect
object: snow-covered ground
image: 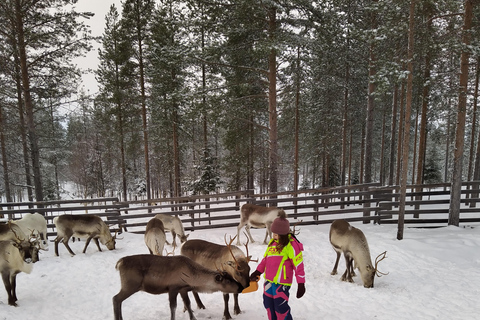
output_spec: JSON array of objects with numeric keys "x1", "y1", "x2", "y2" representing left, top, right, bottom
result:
[{"x1": 1, "y1": 221, "x2": 479, "y2": 320}]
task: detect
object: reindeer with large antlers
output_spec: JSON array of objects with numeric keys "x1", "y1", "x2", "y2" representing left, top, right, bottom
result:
[
  {"x1": 329, "y1": 219, "x2": 388, "y2": 288},
  {"x1": 0, "y1": 221, "x2": 39, "y2": 306},
  {"x1": 180, "y1": 235, "x2": 254, "y2": 320}
]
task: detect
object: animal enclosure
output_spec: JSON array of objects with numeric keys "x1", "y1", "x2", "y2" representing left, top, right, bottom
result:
[{"x1": 2, "y1": 182, "x2": 480, "y2": 238}]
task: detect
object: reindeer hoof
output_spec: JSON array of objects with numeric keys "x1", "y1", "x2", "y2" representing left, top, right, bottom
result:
[
  {"x1": 331, "y1": 271, "x2": 337, "y2": 276},
  {"x1": 340, "y1": 275, "x2": 354, "y2": 283}
]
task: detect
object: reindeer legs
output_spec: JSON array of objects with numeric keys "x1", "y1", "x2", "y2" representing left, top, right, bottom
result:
[
  {"x1": 233, "y1": 293, "x2": 241, "y2": 315},
  {"x1": 236, "y1": 220, "x2": 248, "y2": 245},
  {"x1": 179, "y1": 289, "x2": 197, "y2": 320},
  {"x1": 223, "y1": 293, "x2": 233, "y2": 320},
  {"x1": 170, "y1": 289, "x2": 198, "y2": 320},
  {"x1": 82, "y1": 234, "x2": 101, "y2": 253},
  {"x1": 191, "y1": 291, "x2": 206, "y2": 309},
  {"x1": 54, "y1": 235, "x2": 76, "y2": 256},
  {"x1": 340, "y1": 254, "x2": 354, "y2": 283},
  {"x1": 331, "y1": 251, "x2": 341, "y2": 275}
]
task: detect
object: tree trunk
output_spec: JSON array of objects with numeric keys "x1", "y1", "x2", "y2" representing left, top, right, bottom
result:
[
  {"x1": 396, "y1": 80, "x2": 406, "y2": 185},
  {"x1": 471, "y1": 57, "x2": 480, "y2": 207},
  {"x1": 445, "y1": 111, "x2": 451, "y2": 183},
  {"x1": 468, "y1": 57, "x2": 480, "y2": 206},
  {"x1": 14, "y1": 55, "x2": 34, "y2": 203},
  {"x1": 414, "y1": 40, "x2": 433, "y2": 216},
  {"x1": 415, "y1": 19, "x2": 433, "y2": 189},
  {"x1": 173, "y1": 107, "x2": 181, "y2": 197},
  {"x1": 379, "y1": 108, "x2": 386, "y2": 185},
  {"x1": 449, "y1": 0, "x2": 474, "y2": 226},
  {"x1": 389, "y1": 85, "x2": 398, "y2": 185},
  {"x1": 118, "y1": 108, "x2": 128, "y2": 202},
  {"x1": 398, "y1": 0, "x2": 416, "y2": 240},
  {"x1": 341, "y1": 61, "x2": 350, "y2": 187},
  {"x1": 364, "y1": 0, "x2": 377, "y2": 185},
  {"x1": 0, "y1": 105, "x2": 12, "y2": 205},
  {"x1": 15, "y1": 0, "x2": 43, "y2": 203},
  {"x1": 412, "y1": 107, "x2": 419, "y2": 186},
  {"x1": 268, "y1": 6, "x2": 278, "y2": 193},
  {"x1": 294, "y1": 47, "x2": 301, "y2": 195},
  {"x1": 348, "y1": 128, "x2": 353, "y2": 185},
  {"x1": 360, "y1": 125, "x2": 365, "y2": 184},
  {"x1": 138, "y1": 35, "x2": 151, "y2": 201}
]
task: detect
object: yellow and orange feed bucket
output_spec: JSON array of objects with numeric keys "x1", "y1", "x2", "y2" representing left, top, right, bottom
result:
[{"x1": 242, "y1": 276, "x2": 260, "y2": 293}]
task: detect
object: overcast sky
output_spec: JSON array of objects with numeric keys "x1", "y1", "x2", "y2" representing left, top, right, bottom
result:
[{"x1": 74, "y1": 0, "x2": 123, "y2": 95}]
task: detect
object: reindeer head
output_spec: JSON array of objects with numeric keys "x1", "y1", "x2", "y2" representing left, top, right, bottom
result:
[
  {"x1": 224, "y1": 234, "x2": 254, "y2": 288},
  {"x1": 9, "y1": 222, "x2": 39, "y2": 263},
  {"x1": 361, "y1": 251, "x2": 388, "y2": 288},
  {"x1": 105, "y1": 231, "x2": 121, "y2": 250}
]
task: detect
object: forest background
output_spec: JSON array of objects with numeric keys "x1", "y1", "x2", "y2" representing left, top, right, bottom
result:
[{"x1": 0, "y1": 0, "x2": 479, "y2": 216}]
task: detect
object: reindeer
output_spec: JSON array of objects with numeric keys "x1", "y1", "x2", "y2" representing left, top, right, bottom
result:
[
  {"x1": 10, "y1": 213, "x2": 49, "y2": 251},
  {"x1": 144, "y1": 217, "x2": 166, "y2": 255},
  {"x1": 181, "y1": 235, "x2": 252, "y2": 320},
  {"x1": 236, "y1": 203, "x2": 287, "y2": 245},
  {"x1": 53, "y1": 214, "x2": 117, "y2": 256},
  {"x1": 0, "y1": 224, "x2": 39, "y2": 306},
  {"x1": 154, "y1": 213, "x2": 189, "y2": 247},
  {"x1": 112, "y1": 254, "x2": 244, "y2": 320},
  {"x1": 329, "y1": 219, "x2": 387, "y2": 288},
  {"x1": 0, "y1": 222, "x2": 28, "y2": 242}
]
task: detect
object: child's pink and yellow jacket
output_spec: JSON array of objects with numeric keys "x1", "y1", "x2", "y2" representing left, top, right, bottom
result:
[{"x1": 255, "y1": 235, "x2": 305, "y2": 286}]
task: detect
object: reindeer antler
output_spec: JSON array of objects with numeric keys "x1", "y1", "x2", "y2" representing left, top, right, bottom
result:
[
  {"x1": 113, "y1": 230, "x2": 124, "y2": 240},
  {"x1": 291, "y1": 220, "x2": 303, "y2": 236},
  {"x1": 8, "y1": 221, "x2": 25, "y2": 242},
  {"x1": 374, "y1": 251, "x2": 389, "y2": 277},
  {"x1": 224, "y1": 233, "x2": 240, "y2": 270},
  {"x1": 243, "y1": 232, "x2": 258, "y2": 263},
  {"x1": 28, "y1": 229, "x2": 39, "y2": 244}
]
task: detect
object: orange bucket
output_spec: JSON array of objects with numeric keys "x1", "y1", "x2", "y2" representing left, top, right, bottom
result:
[{"x1": 242, "y1": 276, "x2": 260, "y2": 293}]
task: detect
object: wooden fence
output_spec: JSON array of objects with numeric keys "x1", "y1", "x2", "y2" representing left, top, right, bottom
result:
[{"x1": 1, "y1": 182, "x2": 480, "y2": 237}]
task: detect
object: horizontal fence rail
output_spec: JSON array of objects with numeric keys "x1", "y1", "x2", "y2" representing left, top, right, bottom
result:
[{"x1": 1, "y1": 182, "x2": 480, "y2": 238}]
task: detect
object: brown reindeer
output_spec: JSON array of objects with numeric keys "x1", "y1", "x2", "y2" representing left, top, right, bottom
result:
[
  {"x1": 236, "y1": 203, "x2": 287, "y2": 245},
  {"x1": 53, "y1": 214, "x2": 117, "y2": 256},
  {"x1": 329, "y1": 219, "x2": 388, "y2": 288},
  {"x1": 181, "y1": 235, "x2": 252, "y2": 320},
  {"x1": 112, "y1": 254, "x2": 244, "y2": 320}
]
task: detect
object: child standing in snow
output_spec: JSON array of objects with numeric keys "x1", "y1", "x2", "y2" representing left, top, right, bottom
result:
[{"x1": 250, "y1": 217, "x2": 306, "y2": 320}]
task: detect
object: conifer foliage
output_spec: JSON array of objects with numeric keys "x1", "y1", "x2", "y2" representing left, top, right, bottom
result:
[{"x1": 0, "y1": 0, "x2": 479, "y2": 202}]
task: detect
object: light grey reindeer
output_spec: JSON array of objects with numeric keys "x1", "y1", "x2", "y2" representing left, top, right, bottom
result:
[
  {"x1": 236, "y1": 203, "x2": 287, "y2": 245},
  {"x1": 144, "y1": 217, "x2": 166, "y2": 255},
  {"x1": 329, "y1": 219, "x2": 388, "y2": 288},
  {"x1": 0, "y1": 225, "x2": 39, "y2": 306},
  {"x1": 154, "y1": 213, "x2": 189, "y2": 247},
  {"x1": 113, "y1": 254, "x2": 244, "y2": 320}
]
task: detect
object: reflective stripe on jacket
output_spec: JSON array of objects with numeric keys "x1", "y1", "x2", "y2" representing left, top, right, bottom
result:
[{"x1": 256, "y1": 234, "x2": 305, "y2": 286}]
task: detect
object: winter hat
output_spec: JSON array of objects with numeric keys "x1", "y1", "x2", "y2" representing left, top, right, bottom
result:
[{"x1": 271, "y1": 217, "x2": 290, "y2": 235}]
